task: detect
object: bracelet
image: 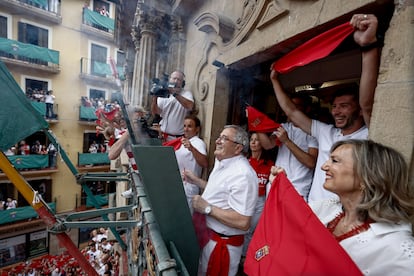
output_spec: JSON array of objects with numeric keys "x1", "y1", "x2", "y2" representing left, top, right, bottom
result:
[{"x1": 172, "y1": 92, "x2": 178, "y2": 97}]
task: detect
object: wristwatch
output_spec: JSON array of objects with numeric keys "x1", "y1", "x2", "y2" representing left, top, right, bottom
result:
[{"x1": 204, "y1": 205, "x2": 212, "y2": 215}]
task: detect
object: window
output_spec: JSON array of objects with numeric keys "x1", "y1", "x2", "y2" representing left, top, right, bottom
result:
[
  {"x1": 91, "y1": 43, "x2": 108, "y2": 77},
  {"x1": 0, "y1": 15, "x2": 7, "y2": 38},
  {"x1": 25, "y1": 78, "x2": 49, "y2": 98},
  {"x1": 89, "y1": 88, "x2": 106, "y2": 104},
  {"x1": 93, "y1": 0, "x2": 110, "y2": 16},
  {"x1": 18, "y1": 22, "x2": 49, "y2": 48}
]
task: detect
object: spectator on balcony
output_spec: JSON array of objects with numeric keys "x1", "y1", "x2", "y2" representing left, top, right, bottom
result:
[
  {"x1": 3, "y1": 146, "x2": 16, "y2": 156},
  {"x1": 33, "y1": 89, "x2": 45, "y2": 102},
  {"x1": 47, "y1": 143, "x2": 57, "y2": 168},
  {"x1": 89, "y1": 141, "x2": 99, "y2": 154},
  {"x1": 6, "y1": 197, "x2": 17, "y2": 209},
  {"x1": 45, "y1": 90, "x2": 56, "y2": 119},
  {"x1": 81, "y1": 96, "x2": 93, "y2": 107},
  {"x1": 31, "y1": 140, "x2": 43, "y2": 154},
  {"x1": 99, "y1": 6, "x2": 109, "y2": 17},
  {"x1": 19, "y1": 140, "x2": 30, "y2": 155}
]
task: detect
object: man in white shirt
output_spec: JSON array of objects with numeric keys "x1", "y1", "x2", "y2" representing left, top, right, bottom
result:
[
  {"x1": 184, "y1": 125, "x2": 258, "y2": 275},
  {"x1": 151, "y1": 70, "x2": 194, "y2": 141},
  {"x1": 269, "y1": 14, "x2": 380, "y2": 202}
]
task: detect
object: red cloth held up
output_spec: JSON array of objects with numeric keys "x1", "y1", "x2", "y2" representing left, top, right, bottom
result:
[
  {"x1": 246, "y1": 106, "x2": 281, "y2": 133},
  {"x1": 273, "y1": 22, "x2": 354, "y2": 73},
  {"x1": 246, "y1": 106, "x2": 281, "y2": 146},
  {"x1": 244, "y1": 173, "x2": 362, "y2": 276},
  {"x1": 162, "y1": 137, "x2": 182, "y2": 151}
]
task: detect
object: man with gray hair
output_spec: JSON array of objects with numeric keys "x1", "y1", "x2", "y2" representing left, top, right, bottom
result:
[{"x1": 184, "y1": 125, "x2": 258, "y2": 275}]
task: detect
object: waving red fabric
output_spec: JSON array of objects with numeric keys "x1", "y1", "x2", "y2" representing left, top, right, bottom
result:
[
  {"x1": 273, "y1": 22, "x2": 354, "y2": 73},
  {"x1": 246, "y1": 106, "x2": 281, "y2": 146},
  {"x1": 244, "y1": 173, "x2": 362, "y2": 276},
  {"x1": 162, "y1": 137, "x2": 182, "y2": 151},
  {"x1": 246, "y1": 106, "x2": 281, "y2": 133}
]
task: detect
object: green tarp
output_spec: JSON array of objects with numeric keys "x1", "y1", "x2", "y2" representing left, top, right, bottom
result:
[
  {"x1": 83, "y1": 8, "x2": 115, "y2": 31},
  {"x1": 78, "y1": 153, "x2": 110, "y2": 166},
  {"x1": 93, "y1": 61, "x2": 125, "y2": 79},
  {"x1": 86, "y1": 193, "x2": 113, "y2": 207},
  {"x1": 0, "y1": 61, "x2": 48, "y2": 151},
  {"x1": 0, "y1": 37, "x2": 59, "y2": 65},
  {"x1": 27, "y1": 0, "x2": 48, "y2": 8},
  {"x1": 7, "y1": 155, "x2": 49, "y2": 169},
  {"x1": 79, "y1": 106, "x2": 98, "y2": 121},
  {"x1": 31, "y1": 101, "x2": 46, "y2": 116},
  {"x1": 0, "y1": 202, "x2": 56, "y2": 224}
]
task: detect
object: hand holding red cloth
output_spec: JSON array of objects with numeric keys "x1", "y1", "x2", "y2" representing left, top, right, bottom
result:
[
  {"x1": 162, "y1": 137, "x2": 182, "y2": 151},
  {"x1": 246, "y1": 106, "x2": 281, "y2": 146},
  {"x1": 273, "y1": 22, "x2": 354, "y2": 73},
  {"x1": 244, "y1": 173, "x2": 362, "y2": 276}
]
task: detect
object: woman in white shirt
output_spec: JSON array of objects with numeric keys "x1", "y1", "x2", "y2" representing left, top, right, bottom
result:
[{"x1": 310, "y1": 139, "x2": 414, "y2": 275}]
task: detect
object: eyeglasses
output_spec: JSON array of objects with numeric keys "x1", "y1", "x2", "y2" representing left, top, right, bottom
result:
[{"x1": 216, "y1": 135, "x2": 241, "y2": 145}]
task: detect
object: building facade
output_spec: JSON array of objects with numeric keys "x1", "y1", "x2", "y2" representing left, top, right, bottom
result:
[
  {"x1": 0, "y1": 0, "x2": 124, "y2": 267},
  {"x1": 0, "y1": 0, "x2": 413, "y2": 271},
  {"x1": 123, "y1": 0, "x2": 413, "y2": 180}
]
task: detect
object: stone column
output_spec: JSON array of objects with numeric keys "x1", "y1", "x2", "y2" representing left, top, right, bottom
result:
[
  {"x1": 369, "y1": 2, "x2": 414, "y2": 165},
  {"x1": 130, "y1": 19, "x2": 157, "y2": 108},
  {"x1": 167, "y1": 17, "x2": 186, "y2": 73}
]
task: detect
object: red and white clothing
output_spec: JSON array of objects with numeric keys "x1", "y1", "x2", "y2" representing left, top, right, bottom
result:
[
  {"x1": 271, "y1": 122, "x2": 318, "y2": 199},
  {"x1": 115, "y1": 128, "x2": 137, "y2": 172},
  {"x1": 157, "y1": 90, "x2": 193, "y2": 139},
  {"x1": 242, "y1": 157, "x2": 273, "y2": 256},
  {"x1": 309, "y1": 121, "x2": 367, "y2": 202},
  {"x1": 310, "y1": 199, "x2": 414, "y2": 275},
  {"x1": 200, "y1": 155, "x2": 258, "y2": 275},
  {"x1": 174, "y1": 136, "x2": 207, "y2": 214}
]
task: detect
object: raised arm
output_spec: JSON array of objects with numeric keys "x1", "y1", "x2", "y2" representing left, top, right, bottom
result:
[
  {"x1": 151, "y1": 96, "x2": 160, "y2": 115},
  {"x1": 275, "y1": 126, "x2": 318, "y2": 169},
  {"x1": 256, "y1": 132, "x2": 276, "y2": 150},
  {"x1": 270, "y1": 70, "x2": 313, "y2": 135},
  {"x1": 350, "y1": 14, "x2": 380, "y2": 127},
  {"x1": 108, "y1": 131, "x2": 129, "y2": 160}
]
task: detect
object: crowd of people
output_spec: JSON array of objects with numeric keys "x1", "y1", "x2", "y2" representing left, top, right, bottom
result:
[
  {"x1": 107, "y1": 13, "x2": 412, "y2": 276},
  {"x1": 4, "y1": 12, "x2": 412, "y2": 276},
  {"x1": 3, "y1": 140, "x2": 57, "y2": 168},
  {"x1": 1, "y1": 228, "x2": 120, "y2": 276}
]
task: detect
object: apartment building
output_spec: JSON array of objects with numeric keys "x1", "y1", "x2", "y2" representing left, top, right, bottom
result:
[{"x1": 0, "y1": 0, "x2": 124, "y2": 268}]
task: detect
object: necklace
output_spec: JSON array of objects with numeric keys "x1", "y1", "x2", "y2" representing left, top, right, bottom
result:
[{"x1": 326, "y1": 212, "x2": 372, "y2": 242}]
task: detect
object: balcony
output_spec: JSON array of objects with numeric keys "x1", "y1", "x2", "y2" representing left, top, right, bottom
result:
[
  {"x1": 81, "y1": 7, "x2": 115, "y2": 41},
  {"x1": 0, "y1": 154, "x2": 58, "y2": 182},
  {"x1": 78, "y1": 105, "x2": 98, "y2": 126},
  {"x1": 30, "y1": 101, "x2": 59, "y2": 124},
  {"x1": 0, "y1": 202, "x2": 56, "y2": 225},
  {"x1": 0, "y1": 0, "x2": 62, "y2": 24},
  {"x1": 77, "y1": 153, "x2": 110, "y2": 172},
  {"x1": 0, "y1": 37, "x2": 60, "y2": 73},
  {"x1": 79, "y1": 57, "x2": 123, "y2": 89}
]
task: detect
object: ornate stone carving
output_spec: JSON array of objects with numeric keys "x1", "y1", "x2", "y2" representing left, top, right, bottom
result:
[{"x1": 193, "y1": 12, "x2": 235, "y2": 43}]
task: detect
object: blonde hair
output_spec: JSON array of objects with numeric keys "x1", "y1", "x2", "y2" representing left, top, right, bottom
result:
[{"x1": 331, "y1": 139, "x2": 414, "y2": 223}]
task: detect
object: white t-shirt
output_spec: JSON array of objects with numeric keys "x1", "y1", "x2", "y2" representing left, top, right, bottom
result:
[
  {"x1": 175, "y1": 136, "x2": 207, "y2": 212},
  {"x1": 272, "y1": 122, "x2": 318, "y2": 198},
  {"x1": 202, "y1": 155, "x2": 258, "y2": 236},
  {"x1": 157, "y1": 90, "x2": 194, "y2": 135},
  {"x1": 310, "y1": 199, "x2": 414, "y2": 275},
  {"x1": 309, "y1": 120, "x2": 368, "y2": 202}
]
